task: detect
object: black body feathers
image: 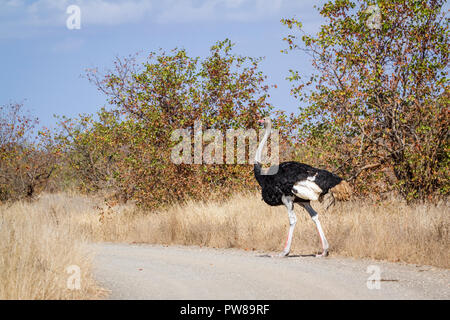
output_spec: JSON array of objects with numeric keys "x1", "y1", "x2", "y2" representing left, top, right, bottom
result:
[{"x1": 254, "y1": 161, "x2": 342, "y2": 206}]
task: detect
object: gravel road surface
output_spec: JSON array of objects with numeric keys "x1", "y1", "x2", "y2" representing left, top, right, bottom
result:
[{"x1": 92, "y1": 243, "x2": 449, "y2": 300}]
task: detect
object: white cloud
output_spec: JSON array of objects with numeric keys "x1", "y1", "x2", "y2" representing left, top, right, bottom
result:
[
  {"x1": 4, "y1": 0, "x2": 24, "y2": 7},
  {"x1": 26, "y1": 0, "x2": 153, "y2": 26},
  {"x1": 81, "y1": 0, "x2": 153, "y2": 26},
  {"x1": 155, "y1": 0, "x2": 284, "y2": 23},
  {"x1": 0, "y1": 0, "x2": 317, "y2": 38},
  {"x1": 0, "y1": 0, "x2": 153, "y2": 36}
]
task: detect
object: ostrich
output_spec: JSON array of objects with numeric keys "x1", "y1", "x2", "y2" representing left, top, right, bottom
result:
[{"x1": 254, "y1": 117, "x2": 352, "y2": 257}]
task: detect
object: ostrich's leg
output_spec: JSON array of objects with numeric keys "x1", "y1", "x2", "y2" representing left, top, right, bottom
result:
[
  {"x1": 300, "y1": 202, "x2": 329, "y2": 257},
  {"x1": 278, "y1": 195, "x2": 297, "y2": 257}
]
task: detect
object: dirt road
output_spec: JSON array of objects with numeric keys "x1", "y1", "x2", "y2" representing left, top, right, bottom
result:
[{"x1": 92, "y1": 243, "x2": 449, "y2": 300}]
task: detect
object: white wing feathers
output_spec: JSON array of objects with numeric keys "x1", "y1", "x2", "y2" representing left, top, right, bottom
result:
[{"x1": 292, "y1": 177, "x2": 323, "y2": 201}]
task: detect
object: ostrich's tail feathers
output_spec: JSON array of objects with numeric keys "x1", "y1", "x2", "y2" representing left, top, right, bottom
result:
[{"x1": 330, "y1": 180, "x2": 352, "y2": 201}]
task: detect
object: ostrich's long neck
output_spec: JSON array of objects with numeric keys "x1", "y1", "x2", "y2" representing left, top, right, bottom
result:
[{"x1": 255, "y1": 125, "x2": 271, "y2": 164}]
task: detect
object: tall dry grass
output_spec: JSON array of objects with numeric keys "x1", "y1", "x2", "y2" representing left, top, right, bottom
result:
[
  {"x1": 83, "y1": 193, "x2": 449, "y2": 269},
  {"x1": 1, "y1": 192, "x2": 448, "y2": 300},
  {"x1": 0, "y1": 193, "x2": 105, "y2": 299}
]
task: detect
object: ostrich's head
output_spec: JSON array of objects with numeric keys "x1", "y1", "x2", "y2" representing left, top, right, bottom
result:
[{"x1": 258, "y1": 117, "x2": 272, "y2": 130}]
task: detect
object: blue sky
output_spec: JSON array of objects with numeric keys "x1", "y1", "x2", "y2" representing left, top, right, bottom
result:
[{"x1": 0, "y1": 0, "x2": 325, "y2": 129}]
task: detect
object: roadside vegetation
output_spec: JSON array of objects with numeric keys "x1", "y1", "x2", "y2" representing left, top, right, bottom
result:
[
  {"x1": 88, "y1": 192, "x2": 450, "y2": 268},
  {"x1": 0, "y1": 193, "x2": 105, "y2": 299}
]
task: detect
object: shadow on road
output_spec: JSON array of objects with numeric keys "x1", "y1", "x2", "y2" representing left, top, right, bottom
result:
[{"x1": 257, "y1": 253, "x2": 317, "y2": 258}]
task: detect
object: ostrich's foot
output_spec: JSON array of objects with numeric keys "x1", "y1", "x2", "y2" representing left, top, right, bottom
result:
[
  {"x1": 315, "y1": 250, "x2": 329, "y2": 257},
  {"x1": 270, "y1": 251, "x2": 289, "y2": 258}
]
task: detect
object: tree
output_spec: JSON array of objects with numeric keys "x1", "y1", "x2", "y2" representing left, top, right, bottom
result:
[
  {"x1": 282, "y1": 0, "x2": 449, "y2": 200},
  {"x1": 55, "y1": 112, "x2": 119, "y2": 193},
  {"x1": 63, "y1": 39, "x2": 274, "y2": 207},
  {"x1": 0, "y1": 103, "x2": 58, "y2": 201}
]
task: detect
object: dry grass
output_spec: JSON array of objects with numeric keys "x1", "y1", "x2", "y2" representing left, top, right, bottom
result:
[
  {"x1": 1, "y1": 192, "x2": 448, "y2": 300},
  {"x1": 84, "y1": 193, "x2": 449, "y2": 269},
  {"x1": 0, "y1": 193, "x2": 105, "y2": 299}
]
